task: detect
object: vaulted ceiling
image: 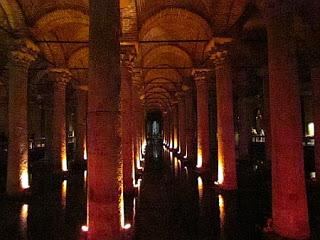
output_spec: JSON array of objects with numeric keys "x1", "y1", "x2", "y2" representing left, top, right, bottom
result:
[{"x1": 0, "y1": 0, "x2": 319, "y2": 112}]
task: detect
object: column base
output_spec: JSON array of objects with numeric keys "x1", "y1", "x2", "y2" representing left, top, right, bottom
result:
[
  {"x1": 3, "y1": 187, "x2": 31, "y2": 201},
  {"x1": 212, "y1": 181, "x2": 238, "y2": 192},
  {"x1": 69, "y1": 159, "x2": 87, "y2": 171},
  {"x1": 51, "y1": 170, "x2": 69, "y2": 182}
]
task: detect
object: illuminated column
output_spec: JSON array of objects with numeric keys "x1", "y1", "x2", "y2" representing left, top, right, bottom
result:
[
  {"x1": 266, "y1": 1, "x2": 310, "y2": 238},
  {"x1": 88, "y1": 0, "x2": 122, "y2": 238},
  {"x1": 211, "y1": 46, "x2": 237, "y2": 190},
  {"x1": 177, "y1": 93, "x2": 186, "y2": 156},
  {"x1": 163, "y1": 112, "x2": 169, "y2": 145},
  {"x1": 75, "y1": 88, "x2": 87, "y2": 162},
  {"x1": 120, "y1": 47, "x2": 135, "y2": 194},
  {"x1": 132, "y1": 74, "x2": 143, "y2": 168},
  {"x1": 173, "y1": 103, "x2": 179, "y2": 150},
  {"x1": 312, "y1": 66, "x2": 320, "y2": 181},
  {"x1": 185, "y1": 91, "x2": 195, "y2": 162},
  {"x1": 192, "y1": 69, "x2": 210, "y2": 172},
  {"x1": 169, "y1": 109, "x2": 174, "y2": 149},
  {"x1": 49, "y1": 68, "x2": 72, "y2": 173},
  {"x1": 6, "y1": 39, "x2": 39, "y2": 195}
]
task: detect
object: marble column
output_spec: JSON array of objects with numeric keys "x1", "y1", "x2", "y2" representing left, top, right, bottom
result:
[
  {"x1": 211, "y1": 48, "x2": 237, "y2": 190},
  {"x1": 88, "y1": 0, "x2": 122, "y2": 239},
  {"x1": 177, "y1": 93, "x2": 186, "y2": 156},
  {"x1": 266, "y1": 1, "x2": 310, "y2": 238},
  {"x1": 172, "y1": 103, "x2": 179, "y2": 151},
  {"x1": 49, "y1": 68, "x2": 71, "y2": 173},
  {"x1": 169, "y1": 105, "x2": 174, "y2": 149},
  {"x1": 75, "y1": 88, "x2": 87, "y2": 163},
  {"x1": 120, "y1": 48, "x2": 135, "y2": 195},
  {"x1": 6, "y1": 39, "x2": 39, "y2": 195},
  {"x1": 311, "y1": 66, "x2": 320, "y2": 181},
  {"x1": 185, "y1": 91, "x2": 195, "y2": 163},
  {"x1": 163, "y1": 112, "x2": 168, "y2": 146},
  {"x1": 132, "y1": 77, "x2": 143, "y2": 170},
  {"x1": 192, "y1": 69, "x2": 210, "y2": 172}
]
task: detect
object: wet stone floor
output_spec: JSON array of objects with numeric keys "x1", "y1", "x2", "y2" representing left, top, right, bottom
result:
[{"x1": 0, "y1": 143, "x2": 320, "y2": 240}]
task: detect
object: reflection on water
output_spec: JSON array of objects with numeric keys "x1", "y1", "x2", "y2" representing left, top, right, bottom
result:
[
  {"x1": 218, "y1": 194, "x2": 225, "y2": 230},
  {"x1": 20, "y1": 204, "x2": 28, "y2": 239},
  {"x1": 197, "y1": 176, "x2": 204, "y2": 203},
  {"x1": 62, "y1": 179, "x2": 67, "y2": 208},
  {"x1": 0, "y1": 172, "x2": 87, "y2": 240},
  {"x1": 2, "y1": 141, "x2": 320, "y2": 240},
  {"x1": 135, "y1": 142, "x2": 273, "y2": 240}
]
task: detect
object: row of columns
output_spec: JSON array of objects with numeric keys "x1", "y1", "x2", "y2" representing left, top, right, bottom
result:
[
  {"x1": 6, "y1": 39, "x2": 87, "y2": 194},
  {"x1": 86, "y1": 0, "x2": 315, "y2": 239},
  {"x1": 163, "y1": 2, "x2": 311, "y2": 238},
  {"x1": 168, "y1": 54, "x2": 237, "y2": 192},
  {"x1": 120, "y1": 47, "x2": 146, "y2": 196}
]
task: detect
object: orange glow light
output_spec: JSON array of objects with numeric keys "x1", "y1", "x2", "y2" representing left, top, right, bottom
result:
[
  {"x1": 123, "y1": 223, "x2": 131, "y2": 230},
  {"x1": 219, "y1": 194, "x2": 225, "y2": 228},
  {"x1": 197, "y1": 176, "x2": 203, "y2": 202},
  {"x1": 20, "y1": 204, "x2": 28, "y2": 236},
  {"x1": 83, "y1": 138, "x2": 87, "y2": 160},
  {"x1": 20, "y1": 169, "x2": 29, "y2": 189},
  {"x1": 120, "y1": 191, "x2": 132, "y2": 230},
  {"x1": 174, "y1": 137, "x2": 178, "y2": 149},
  {"x1": 217, "y1": 156, "x2": 224, "y2": 185},
  {"x1": 196, "y1": 149, "x2": 203, "y2": 168},
  {"x1": 81, "y1": 225, "x2": 89, "y2": 232},
  {"x1": 62, "y1": 180, "x2": 67, "y2": 208}
]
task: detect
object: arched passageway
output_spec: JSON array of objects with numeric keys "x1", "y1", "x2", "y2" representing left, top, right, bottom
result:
[{"x1": 0, "y1": 0, "x2": 320, "y2": 240}]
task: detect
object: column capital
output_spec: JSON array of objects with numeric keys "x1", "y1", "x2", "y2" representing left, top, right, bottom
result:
[
  {"x1": 192, "y1": 68, "x2": 211, "y2": 85},
  {"x1": 49, "y1": 68, "x2": 72, "y2": 85},
  {"x1": 175, "y1": 91, "x2": 185, "y2": 102},
  {"x1": 8, "y1": 39, "x2": 40, "y2": 68},
  {"x1": 205, "y1": 37, "x2": 233, "y2": 68},
  {"x1": 120, "y1": 44, "x2": 136, "y2": 70}
]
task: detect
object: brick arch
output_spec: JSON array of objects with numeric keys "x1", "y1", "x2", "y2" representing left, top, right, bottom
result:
[
  {"x1": 143, "y1": 45, "x2": 193, "y2": 67},
  {"x1": 31, "y1": 9, "x2": 88, "y2": 66},
  {"x1": 32, "y1": 9, "x2": 88, "y2": 34},
  {"x1": 144, "y1": 68, "x2": 182, "y2": 83},
  {"x1": 68, "y1": 47, "x2": 88, "y2": 67},
  {"x1": 140, "y1": 8, "x2": 212, "y2": 41}
]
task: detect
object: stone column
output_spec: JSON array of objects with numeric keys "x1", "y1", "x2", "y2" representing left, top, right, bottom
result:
[
  {"x1": 6, "y1": 39, "x2": 39, "y2": 195},
  {"x1": 120, "y1": 47, "x2": 135, "y2": 195},
  {"x1": 211, "y1": 46, "x2": 237, "y2": 190},
  {"x1": 75, "y1": 88, "x2": 87, "y2": 163},
  {"x1": 177, "y1": 93, "x2": 186, "y2": 156},
  {"x1": 49, "y1": 68, "x2": 72, "y2": 173},
  {"x1": 170, "y1": 110, "x2": 174, "y2": 149},
  {"x1": 132, "y1": 77, "x2": 143, "y2": 168},
  {"x1": 312, "y1": 66, "x2": 320, "y2": 181},
  {"x1": 185, "y1": 91, "x2": 195, "y2": 162},
  {"x1": 192, "y1": 69, "x2": 210, "y2": 172},
  {"x1": 172, "y1": 103, "x2": 179, "y2": 151},
  {"x1": 163, "y1": 112, "x2": 169, "y2": 146},
  {"x1": 88, "y1": 0, "x2": 122, "y2": 239},
  {"x1": 266, "y1": 1, "x2": 310, "y2": 238}
]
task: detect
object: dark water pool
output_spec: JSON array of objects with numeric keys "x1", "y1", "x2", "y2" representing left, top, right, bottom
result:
[{"x1": 0, "y1": 144, "x2": 319, "y2": 240}]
